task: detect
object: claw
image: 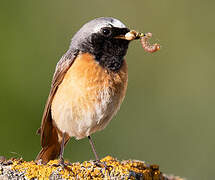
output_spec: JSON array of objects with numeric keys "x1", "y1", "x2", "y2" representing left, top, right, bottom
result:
[
  {"x1": 51, "y1": 158, "x2": 70, "y2": 169},
  {"x1": 94, "y1": 160, "x2": 113, "y2": 173}
]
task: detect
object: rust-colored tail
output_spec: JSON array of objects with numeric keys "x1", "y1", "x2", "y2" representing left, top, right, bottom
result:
[
  {"x1": 36, "y1": 126, "x2": 70, "y2": 164},
  {"x1": 36, "y1": 143, "x2": 61, "y2": 164},
  {"x1": 36, "y1": 109, "x2": 70, "y2": 164}
]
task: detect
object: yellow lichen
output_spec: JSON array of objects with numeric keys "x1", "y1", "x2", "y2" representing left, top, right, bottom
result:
[{"x1": 9, "y1": 156, "x2": 169, "y2": 179}]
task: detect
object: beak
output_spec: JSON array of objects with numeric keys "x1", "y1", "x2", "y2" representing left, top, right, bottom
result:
[{"x1": 114, "y1": 30, "x2": 145, "y2": 41}]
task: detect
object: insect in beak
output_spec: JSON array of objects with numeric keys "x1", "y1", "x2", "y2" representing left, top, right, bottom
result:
[{"x1": 115, "y1": 30, "x2": 160, "y2": 53}]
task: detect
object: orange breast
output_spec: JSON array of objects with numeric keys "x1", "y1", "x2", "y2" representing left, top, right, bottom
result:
[{"x1": 51, "y1": 53, "x2": 128, "y2": 139}]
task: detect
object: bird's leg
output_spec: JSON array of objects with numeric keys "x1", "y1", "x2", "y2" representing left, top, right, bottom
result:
[
  {"x1": 52, "y1": 132, "x2": 67, "y2": 168},
  {"x1": 88, "y1": 136, "x2": 99, "y2": 161},
  {"x1": 59, "y1": 132, "x2": 66, "y2": 167},
  {"x1": 88, "y1": 136, "x2": 110, "y2": 170}
]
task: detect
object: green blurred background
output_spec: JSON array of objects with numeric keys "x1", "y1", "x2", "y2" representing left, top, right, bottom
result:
[{"x1": 0, "y1": 0, "x2": 214, "y2": 179}]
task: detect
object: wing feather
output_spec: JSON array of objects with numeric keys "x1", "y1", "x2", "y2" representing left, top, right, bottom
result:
[{"x1": 38, "y1": 50, "x2": 79, "y2": 147}]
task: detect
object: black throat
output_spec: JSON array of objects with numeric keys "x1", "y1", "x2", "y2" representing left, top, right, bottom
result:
[{"x1": 79, "y1": 33, "x2": 130, "y2": 72}]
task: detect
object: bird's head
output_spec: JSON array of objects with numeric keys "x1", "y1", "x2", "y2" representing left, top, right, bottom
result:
[{"x1": 70, "y1": 17, "x2": 141, "y2": 71}]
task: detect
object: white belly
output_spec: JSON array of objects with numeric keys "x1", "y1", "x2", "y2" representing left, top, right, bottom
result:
[{"x1": 52, "y1": 87, "x2": 121, "y2": 139}]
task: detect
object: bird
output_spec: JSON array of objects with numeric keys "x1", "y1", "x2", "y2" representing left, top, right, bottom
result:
[{"x1": 36, "y1": 17, "x2": 142, "y2": 165}]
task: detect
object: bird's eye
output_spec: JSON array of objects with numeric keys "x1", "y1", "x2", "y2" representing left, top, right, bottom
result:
[{"x1": 101, "y1": 28, "x2": 111, "y2": 36}]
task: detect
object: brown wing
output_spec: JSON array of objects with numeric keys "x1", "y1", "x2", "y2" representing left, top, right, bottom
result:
[{"x1": 38, "y1": 50, "x2": 79, "y2": 148}]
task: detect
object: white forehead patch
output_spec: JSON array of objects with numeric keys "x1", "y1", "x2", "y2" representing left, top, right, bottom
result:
[
  {"x1": 92, "y1": 18, "x2": 126, "y2": 33},
  {"x1": 111, "y1": 18, "x2": 126, "y2": 28}
]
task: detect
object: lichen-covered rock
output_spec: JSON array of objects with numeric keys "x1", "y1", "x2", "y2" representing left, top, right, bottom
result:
[{"x1": 0, "y1": 156, "x2": 183, "y2": 180}]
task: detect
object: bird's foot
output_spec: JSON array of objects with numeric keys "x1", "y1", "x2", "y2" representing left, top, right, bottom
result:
[
  {"x1": 52, "y1": 157, "x2": 71, "y2": 169},
  {"x1": 94, "y1": 160, "x2": 111, "y2": 170}
]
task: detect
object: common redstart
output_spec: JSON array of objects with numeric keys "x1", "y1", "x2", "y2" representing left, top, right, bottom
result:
[{"x1": 36, "y1": 17, "x2": 158, "y2": 165}]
